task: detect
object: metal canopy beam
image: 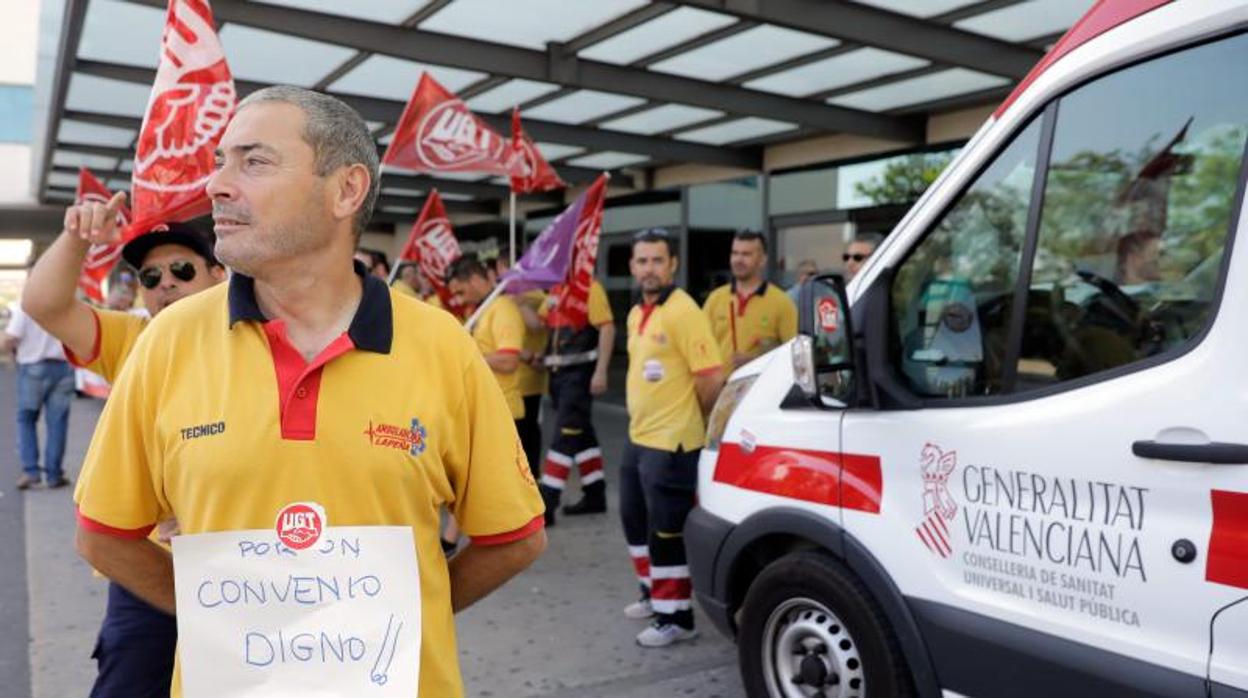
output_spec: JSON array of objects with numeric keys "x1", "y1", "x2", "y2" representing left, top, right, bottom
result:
[
  {"x1": 49, "y1": 142, "x2": 571, "y2": 206},
  {"x1": 72, "y1": 59, "x2": 747, "y2": 173},
  {"x1": 375, "y1": 194, "x2": 497, "y2": 216},
  {"x1": 0, "y1": 205, "x2": 65, "y2": 242},
  {"x1": 34, "y1": 0, "x2": 90, "y2": 202},
  {"x1": 669, "y1": 0, "x2": 1043, "y2": 80},
  {"x1": 122, "y1": 0, "x2": 921, "y2": 141},
  {"x1": 52, "y1": 108, "x2": 603, "y2": 195},
  {"x1": 379, "y1": 171, "x2": 557, "y2": 204}
]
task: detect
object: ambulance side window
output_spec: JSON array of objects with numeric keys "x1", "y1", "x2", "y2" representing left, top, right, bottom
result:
[
  {"x1": 891, "y1": 32, "x2": 1248, "y2": 402},
  {"x1": 890, "y1": 117, "x2": 1043, "y2": 398},
  {"x1": 1015, "y1": 32, "x2": 1248, "y2": 390}
]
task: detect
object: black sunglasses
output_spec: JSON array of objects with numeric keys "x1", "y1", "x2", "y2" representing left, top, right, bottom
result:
[
  {"x1": 633, "y1": 227, "x2": 673, "y2": 241},
  {"x1": 843, "y1": 253, "x2": 869, "y2": 263},
  {"x1": 138, "y1": 260, "x2": 197, "y2": 289}
]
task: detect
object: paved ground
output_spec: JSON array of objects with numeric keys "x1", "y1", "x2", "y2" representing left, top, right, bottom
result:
[{"x1": 0, "y1": 366, "x2": 746, "y2": 697}]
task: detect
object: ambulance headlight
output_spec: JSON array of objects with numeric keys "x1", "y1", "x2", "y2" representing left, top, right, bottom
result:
[
  {"x1": 706, "y1": 375, "x2": 757, "y2": 451},
  {"x1": 792, "y1": 335, "x2": 816, "y2": 397}
]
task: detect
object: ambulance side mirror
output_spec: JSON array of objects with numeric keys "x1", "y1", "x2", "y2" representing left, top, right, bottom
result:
[{"x1": 793, "y1": 274, "x2": 857, "y2": 407}]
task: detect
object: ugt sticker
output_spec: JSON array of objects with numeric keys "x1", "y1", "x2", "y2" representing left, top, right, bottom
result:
[
  {"x1": 275, "y1": 502, "x2": 326, "y2": 551},
  {"x1": 817, "y1": 297, "x2": 840, "y2": 333}
]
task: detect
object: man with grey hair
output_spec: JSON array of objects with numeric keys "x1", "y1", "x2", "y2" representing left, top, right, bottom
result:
[
  {"x1": 844, "y1": 232, "x2": 883, "y2": 280},
  {"x1": 74, "y1": 86, "x2": 547, "y2": 697},
  {"x1": 786, "y1": 258, "x2": 819, "y2": 303}
]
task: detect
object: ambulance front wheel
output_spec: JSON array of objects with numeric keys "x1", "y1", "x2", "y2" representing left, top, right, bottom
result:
[{"x1": 737, "y1": 551, "x2": 913, "y2": 698}]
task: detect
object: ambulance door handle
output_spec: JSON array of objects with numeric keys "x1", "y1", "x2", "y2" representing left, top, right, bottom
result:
[{"x1": 1132, "y1": 440, "x2": 1248, "y2": 465}]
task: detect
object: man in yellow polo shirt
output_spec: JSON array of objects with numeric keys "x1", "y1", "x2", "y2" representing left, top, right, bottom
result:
[
  {"x1": 73, "y1": 86, "x2": 545, "y2": 698},
  {"x1": 23, "y1": 207, "x2": 225, "y2": 698},
  {"x1": 447, "y1": 256, "x2": 529, "y2": 427},
  {"x1": 703, "y1": 230, "x2": 797, "y2": 371},
  {"x1": 621, "y1": 228, "x2": 724, "y2": 648}
]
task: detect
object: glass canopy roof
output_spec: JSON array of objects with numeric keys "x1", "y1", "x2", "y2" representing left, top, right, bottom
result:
[{"x1": 36, "y1": 0, "x2": 1093, "y2": 223}]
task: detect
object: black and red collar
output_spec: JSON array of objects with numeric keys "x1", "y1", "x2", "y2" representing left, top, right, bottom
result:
[
  {"x1": 633, "y1": 284, "x2": 676, "y2": 310},
  {"x1": 227, "y1": 259, "x2": 393, "y2": 354},
  {"x1": 731, "y1": 279, "x2": 769, "y2": 299}
]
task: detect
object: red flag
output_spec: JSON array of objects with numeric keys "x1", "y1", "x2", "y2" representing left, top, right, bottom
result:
[
  {"x1": 546, "y1": 174, "x2": 608, "y2": 330},
  {"x1": 398, "y1": 190, "x2": 466, "y2": 317},
  {"x1": 509, "y1": 107, "x2": 565, "y2": 194},
  {"x1": 128, "y1": 0, "x2": 235, "y2": 240},
  {"x1": 383, "y1": 73, "x2": 513, "y2": 176},
  {"x1": 75, "y1": 169, "x2": 131, "y2": 303}
]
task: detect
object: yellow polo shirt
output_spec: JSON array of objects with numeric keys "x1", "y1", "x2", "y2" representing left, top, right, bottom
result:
[
  {"x1": 540, "y1": 280, "x2": 614, "y2": 330},
  {"x1": 626, "y1": 287, "x2": 722, "y2": 452},
  {"x1": 65, "y1": 307, "x2": 166, "y2": 562},
  {"x1": 74, "y1": 267, "x2": 544, "y2": 698},
  {"x1": 471, "y1": 293, "x2": 526, "y2": 419},
  {"x1": 703, "y1": 281, "x2": 797, "y2": 365},
  {"x1": 63, "y1": 308, "x2": 148, "y2": 382},
  {"x1": 514, "y1": 290, "x2": 548, "y2": 398},
  {"x1": 391, "y1": 279, "x2": 418, "y2": 297}
]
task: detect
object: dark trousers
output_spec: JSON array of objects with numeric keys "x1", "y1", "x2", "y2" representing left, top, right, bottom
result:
[
  {"x1": 518, "y1": 394, "x2": 543, "y2": 482},
  {"x1": 619, "y1": 440, "x2": 698, "y2": 629},
  {"x1": 90, "y1": 582, "x2": 177, "y2": 698},
  {"x1": 542, "y1": 364, "x2": 603, "y2": 493}
]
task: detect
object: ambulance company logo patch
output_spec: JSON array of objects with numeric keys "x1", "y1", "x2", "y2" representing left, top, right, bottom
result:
[
  {"x1": 275, "y1": 502, "x2": 325, "y2": 551},
  {"x1": 363, "y1": 418, "x2": 428, "y2": 456},
  {"x1": 915, "y1": 443, "x2": 959, "y2": 558}
]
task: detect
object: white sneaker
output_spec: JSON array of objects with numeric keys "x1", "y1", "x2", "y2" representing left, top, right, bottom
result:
[
  {"x1": 636, "y1": 622, "x2": 699, "y2": 648},
  {"x1": 623, "y1": 598, "x2": 654, "y2": 620}
]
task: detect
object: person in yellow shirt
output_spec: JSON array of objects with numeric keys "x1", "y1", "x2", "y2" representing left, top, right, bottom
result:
[
  {"x1": 621, "y1": 228, "x2": 724, "y2": 648},
  {"x1": 391, "y1": 261, "x2": 420, "y2": 297},
  {"x1": 446, "y1": 255, "x2": 529, "y2": 426},
  {"x1": 22, "y1": 209, "x2": 224, "y2": 698},
  {"x1": 702, "y1": 230, "x2": 797, "y2": 371},
  {"x1": 535, "y1": 280, "x2": 615, "y2": 524},
  {"x1": 73, "y1": 86, "x2": 545, "y2": 698},
  {"x1": 489, "y1": 250, "x2": 548, "y2": 482}
]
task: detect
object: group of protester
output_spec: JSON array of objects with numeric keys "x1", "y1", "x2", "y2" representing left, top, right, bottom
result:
[{"x1": 6, "y1": 82, "x2": 882, "y2": 694}]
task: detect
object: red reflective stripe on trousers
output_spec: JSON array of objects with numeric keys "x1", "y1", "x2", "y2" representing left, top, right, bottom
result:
[
  {"x1": 543, "y1": 460, "x2": 571, "y2": 480},
  {"x1": 651, "y1": 577, "x2": 692, "y2": 601}
]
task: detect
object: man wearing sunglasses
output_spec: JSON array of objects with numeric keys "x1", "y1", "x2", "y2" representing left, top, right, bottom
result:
[
  {"x1": 843, "y1": 232, "x2": 883, "y2": 280},
  {"x1": 21, "y1": 203, "x2": 224, "y2": 698}
]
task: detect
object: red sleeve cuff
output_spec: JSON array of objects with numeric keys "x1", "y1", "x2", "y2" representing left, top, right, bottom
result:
[
  {"x1": 694, "y1": 365, "x2": 724, "y2": 377},
  {"x1": 76, "y1": 507, "x2": 155, "y2": 540},
  {"x1": 469, "y1": 515, "x2": 544, "y2": 546},
  {"x1": 63, "y1": 309, "x2": 102, "y2": 368},
  {"x1": 496, "y1": 347, "x2": 522, "y2": 355}
]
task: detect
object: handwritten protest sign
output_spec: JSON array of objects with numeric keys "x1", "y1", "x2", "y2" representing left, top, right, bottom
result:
[{"x1": 173, "y1": 513, "x2": 421, "y2": 697}]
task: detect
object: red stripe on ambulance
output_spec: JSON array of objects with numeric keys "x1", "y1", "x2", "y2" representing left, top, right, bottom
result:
[
  {"x1": 1207, "y1": 489, "x2": 1248, "y2": 589},
  {"x1": 713, "y1": 443, "x2": 882, "y2": 513}
]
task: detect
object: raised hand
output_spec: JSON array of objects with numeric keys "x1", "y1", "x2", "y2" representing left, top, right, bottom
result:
[{"x1": 64, "y1": 190, "x2": 127, "y2": 246}]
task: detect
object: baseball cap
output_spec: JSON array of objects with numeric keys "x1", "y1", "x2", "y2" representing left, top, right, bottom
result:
[{"x1": 122, "y1": 222, "x2": 219, "y2": 269}]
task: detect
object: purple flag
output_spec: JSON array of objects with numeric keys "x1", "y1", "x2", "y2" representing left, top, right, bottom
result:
[{"x1": 500, "y1": 188, "x2": 590, "y2": 293}]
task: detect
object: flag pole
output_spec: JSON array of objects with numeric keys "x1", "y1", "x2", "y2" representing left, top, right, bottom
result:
[
  {"x1": 509, "y1": 190, "x2": 517, "y2": 267},
  {"x1": 464, "y1": 277, "x2": 510, "y2": 332}
]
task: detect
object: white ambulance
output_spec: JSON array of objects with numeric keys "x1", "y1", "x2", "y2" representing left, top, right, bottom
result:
[{"x1": 686, "y1": 2, "x2": 1248, "y2": 696}]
